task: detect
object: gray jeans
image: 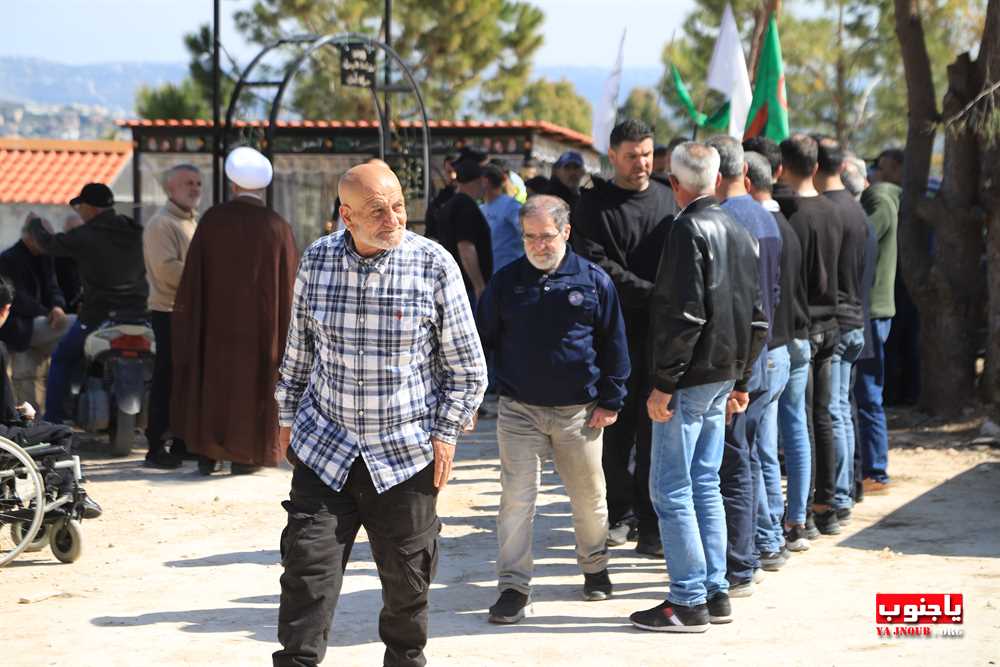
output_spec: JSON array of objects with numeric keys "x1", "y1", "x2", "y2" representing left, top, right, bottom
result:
[{"x1": 496, "y1": 397, "x2": 609, "y2": 594}]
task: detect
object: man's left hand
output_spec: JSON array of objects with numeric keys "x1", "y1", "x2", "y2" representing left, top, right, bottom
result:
[
  {"x1": 587, "y1": 407, "x2": 618, "y2": 429},
  {"x1": 432, "y1": 438, "x2": 456, "y2": 489},
  {"x1": 48, "y1": 306, "x2": 67, "y2": 329}
]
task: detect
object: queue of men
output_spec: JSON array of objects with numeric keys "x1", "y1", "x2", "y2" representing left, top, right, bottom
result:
[{"x1": 0, "y1": 122, "x2": 903, "y2": 663}]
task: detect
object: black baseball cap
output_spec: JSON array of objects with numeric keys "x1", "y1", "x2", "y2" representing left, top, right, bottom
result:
[
  {"x1": 454, "y1": 159, "x2": 483, "y2": 184},
  {"x1": 69, "y1": 182, "x2": 114, "y2": 207}
]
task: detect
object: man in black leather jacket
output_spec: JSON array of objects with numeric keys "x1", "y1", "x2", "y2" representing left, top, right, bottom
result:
[
  {"x1": 26, "y1": 183, "x2": 148, "y2": 423},
  {"x1": 630, "y1": 141, "x2": 768, "y2": 633}
]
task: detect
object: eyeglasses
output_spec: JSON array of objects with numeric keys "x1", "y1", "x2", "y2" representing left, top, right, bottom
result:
[{"x1": 522, "y1": 232, "x2": 561, "y2": 244}]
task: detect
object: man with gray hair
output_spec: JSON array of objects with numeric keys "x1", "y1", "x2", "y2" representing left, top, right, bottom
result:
[
  {"x1": 477, "y1": 194, "x2": 630, "y2": 623},
  {"x1": 632, "y1": 142, "x2": 767, "y2": 632},
  {"x1": 142, "y1": 163, "x2": 202, "y2": 468},
  {"x1": 705, "y1": 134, "x2": 781, "y2": 595}
]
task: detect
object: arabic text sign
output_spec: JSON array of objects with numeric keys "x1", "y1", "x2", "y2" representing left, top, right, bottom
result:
[
  {"x1": 340, "y1": 43, "x2": 376, "y2": 88},
  {"x1": 876, "y1": 594, "x2": 963, "y2": 625}
]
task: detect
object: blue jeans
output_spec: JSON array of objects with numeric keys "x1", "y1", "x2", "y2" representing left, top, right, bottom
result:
[
  {"x1": 830, "y1": 327, "x2": 865, "y2": 509},
  {"x1": 856, "y1": 318, "x2": 892, "y2": 483},
  {"x1": 650, "y1": 380, "x2": 733, "y2": 607},
  {"x1": 778, "y1": 338, "x2": 811, "y2": 525},
  {"x1": 756, "y1": 346, "x2": 791, "y2": 552},
  {"x1": 44, "y1": 319, "x2": 88, "y2": 423}
]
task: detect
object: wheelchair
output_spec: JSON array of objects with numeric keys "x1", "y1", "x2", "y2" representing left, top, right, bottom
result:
[{"x1": 0, "y1": 435, "x2": 86, "y2": 567}]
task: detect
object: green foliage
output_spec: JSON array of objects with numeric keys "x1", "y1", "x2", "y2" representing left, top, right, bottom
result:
[
  {"x1": 514, "y1": 79, "x2": 592, "y2": 134},
  {"x1": 617, "y1": 87, "x2": 677, "y2": 143},
  {"x1": 136, "y1": 79, "x2": 209, "y2": 120},
  {"x1": 660, "y1": 0, "x2": 987, "y2": 155},
  {"x1": 234, "y1": 0, "x2": 546, "y2": 119}
]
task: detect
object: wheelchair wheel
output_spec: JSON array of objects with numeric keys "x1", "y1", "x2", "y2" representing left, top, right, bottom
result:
[
  {"x1": 10, "y1": 521, "x2": 49, "y2": 552},
  {"x1": 49, "y1": 518, "x2": 82, "y2": 564},
  {"x1": 0, "y1": 437, "x2": 46, "y2": 567}
]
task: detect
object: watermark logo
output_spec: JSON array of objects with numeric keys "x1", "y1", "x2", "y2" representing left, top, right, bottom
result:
[{"x1": 875, "y1": 594, "x2": 964, "y2": 639}]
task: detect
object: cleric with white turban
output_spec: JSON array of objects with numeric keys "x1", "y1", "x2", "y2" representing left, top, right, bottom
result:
[{"x1": 225, "y1": 146, "x2": 274, "y2": 191}]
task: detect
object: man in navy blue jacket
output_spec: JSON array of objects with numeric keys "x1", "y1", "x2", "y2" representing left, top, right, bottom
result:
[{"x1": 477, "y1": 194, "x2": 630, "y2": 624}]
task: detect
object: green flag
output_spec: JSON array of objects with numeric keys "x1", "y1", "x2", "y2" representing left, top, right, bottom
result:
[
  {"x1": 671, "y1": 63, "x2": 732, "y2": 132},
  {"x1": 744, "y1": 16, "x2": 789, "y2": 141},
  {"x1": 671, "y1": 64, "x2": 707, "y2": 127}
]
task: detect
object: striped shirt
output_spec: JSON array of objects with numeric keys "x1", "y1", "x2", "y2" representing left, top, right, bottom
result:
[{"x1": 275, "y1": 230, "x2": 488, "y2": 493}]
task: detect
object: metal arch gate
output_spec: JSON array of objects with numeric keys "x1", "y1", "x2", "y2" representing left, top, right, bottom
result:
[{"x1": 221, "y1": 32, "x2": 431, "y2": 213}]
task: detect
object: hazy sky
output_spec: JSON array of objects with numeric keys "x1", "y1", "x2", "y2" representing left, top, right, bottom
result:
[{"x1": 7, "y1": 0, "x2": 694, "y2": 68}]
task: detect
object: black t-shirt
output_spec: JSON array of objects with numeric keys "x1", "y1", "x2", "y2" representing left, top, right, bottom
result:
[
  {"x1": 769, "y1": 206, "x2": 809, "y2": 346},
  {"x1": 548, "y1": 177, "x2": 580, "y2": 210},
  {"x1": 824, "y1": 188, "x2": 870, "y2": 330},
  {"x1": 570, "y1": 179, "x2": 676, "y2": 316},
  {"x1": 433, "y1": 191, "x2": 493, "y2": 294},
  {"x1": 773, "y1": 181, "x2": 799, "y2": 219},
  {"x1": 787, "y1": 195, "x2": 842, "y2": 334}
]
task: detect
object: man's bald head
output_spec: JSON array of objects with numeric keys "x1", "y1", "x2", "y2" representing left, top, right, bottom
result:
[{"x1": 338, "y1": 162, "x2": 407, "y2": 256}]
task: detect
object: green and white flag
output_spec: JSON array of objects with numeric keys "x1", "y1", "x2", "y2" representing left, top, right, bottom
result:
[
  {"x1": 744, "y1": 15, "x2": 789, "y2": 141},
  {"x1": 705, "y1": 3, "x2": 752, "y2": 139}
]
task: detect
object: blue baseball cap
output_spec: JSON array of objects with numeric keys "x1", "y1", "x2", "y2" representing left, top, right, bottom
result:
[{"x1": 554, "y1": 151, "x2": 584, "y2": 168}]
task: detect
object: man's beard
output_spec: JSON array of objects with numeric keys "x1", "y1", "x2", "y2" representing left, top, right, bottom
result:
[{"x1": 526, "y1": 245, "x2": 566, "y2": 272}]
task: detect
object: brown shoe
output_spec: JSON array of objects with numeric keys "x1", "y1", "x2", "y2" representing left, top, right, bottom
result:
[{"x1": 863, "y1": 478, "x2": 891, "y2": 495}]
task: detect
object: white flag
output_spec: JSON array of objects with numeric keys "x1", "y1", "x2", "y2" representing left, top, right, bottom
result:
[
  {"x1": 592, "y1": 29, "x2": 626, "y2": 153},
  {"x1": 705, "y1": 4, "x2": 752, "y2": 139}
]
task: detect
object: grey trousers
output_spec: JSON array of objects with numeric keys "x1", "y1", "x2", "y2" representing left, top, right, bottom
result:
[{"x1": 496, "y1": 397, "x2": 610, "y2": 594}]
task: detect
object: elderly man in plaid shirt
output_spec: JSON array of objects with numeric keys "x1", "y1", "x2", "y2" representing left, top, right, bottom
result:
[{"x1": 273, "y1": 162, "x2": 488, "y2": 667}]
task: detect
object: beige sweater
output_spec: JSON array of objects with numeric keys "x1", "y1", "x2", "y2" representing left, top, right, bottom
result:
[{"x1": 143, "y1": 200, "x2": 197, "y2": 312}]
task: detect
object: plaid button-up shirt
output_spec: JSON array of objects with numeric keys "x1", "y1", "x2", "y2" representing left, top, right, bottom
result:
[{"x1": 275, "y1": 230, "x2": 488, "y2": 493}]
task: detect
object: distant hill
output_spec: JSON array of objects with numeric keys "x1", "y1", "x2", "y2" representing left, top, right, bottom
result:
[
  {"x1": 534, "y1": 64, "x2": 665, "y2": 109},
  {"x1": 0, "y1": 57, "x2": 187, "y2": 114},
  {"x1": 0, "y1": 56, "x2": 665, "y2": 120}
]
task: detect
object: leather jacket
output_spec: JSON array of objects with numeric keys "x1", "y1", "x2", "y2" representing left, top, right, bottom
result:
[{"x1": 649, "y1": 196, "x2": 768, "y2": 394}]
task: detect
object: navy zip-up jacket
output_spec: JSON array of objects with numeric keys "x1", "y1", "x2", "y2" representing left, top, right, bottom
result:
[{"x1": 476, "y1": 249, "x2": 630, "y2": 410}]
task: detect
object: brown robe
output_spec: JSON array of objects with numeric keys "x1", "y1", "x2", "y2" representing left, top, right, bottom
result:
[{"x1": 171, "y1": 196, "x2": 298, "y2": 466}]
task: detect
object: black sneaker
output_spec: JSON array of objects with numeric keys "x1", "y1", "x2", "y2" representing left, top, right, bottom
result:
[
  {"x1": 488, "y1": 589, "x2": 529, "y2": 624},
  {"x1": 583, "y1": 569, "x2": 612, "y2": 601},
  {"x1": 707, "y1": 592, "x2": 732, "y2": 624},
  {"x1": 606, "y1": 521, "x2": 631, "y2": 547},
  {"x1": 836, "y1": 507, "x2": 852, "y2": 525},
  {"x1": 759, "y1": 550, "x2": 786, "y2": 571},
  {"x1": 630, "y1": 600, "x2": 710, "y2": 633},
  {"x1": 635, "y1": 533, "x2": 664, "y2": 557},
  {"x1": 814, "y1": 509, "x2": 842, "y2": 535},
  {"x1": 729, "y1": 580, "x2": 754, "y2": 598},
  {"x1": 804, "y1": 514, "x2": 821, "y2": 540},
  {"x1": 784, "y1": 524, "x2": 811, "y2": 552},
  {"x1": 144, "y1": 449, "x2": 182, "y2": 470}
]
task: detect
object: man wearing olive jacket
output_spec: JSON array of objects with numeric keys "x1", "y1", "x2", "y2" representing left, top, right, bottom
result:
[{"x1": 631, "y1": 141, "x2": 768, "y2": 634}]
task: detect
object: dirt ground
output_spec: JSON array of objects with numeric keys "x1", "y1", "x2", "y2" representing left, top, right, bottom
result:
[{"x1": 3, "y1": 406, "x2": 999, "y2": 667}]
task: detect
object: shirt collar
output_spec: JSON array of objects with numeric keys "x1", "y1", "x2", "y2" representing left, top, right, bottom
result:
[
  {"x1": 166, "y1": 199, "x2": 197, "y2": 221},
  {"x1": 761, "y1": 198, "x2": 780, "y2": 212},
  {"x1": 678, "y1": 194, "x2": 719, "y2": 217},
  {"x1": 342, "y1": 230, "x2": 394, "y2": 273}
]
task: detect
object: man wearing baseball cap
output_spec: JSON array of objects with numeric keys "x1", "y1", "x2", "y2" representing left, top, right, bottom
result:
[
  {"x1": 547, "y1": 151, "x2": 586, "y2": 209},
  {"x1": 27, "y1": 182, "x2": 149, "y2": 425}
]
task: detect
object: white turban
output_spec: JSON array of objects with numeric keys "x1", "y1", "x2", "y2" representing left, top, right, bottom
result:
[{"x1": 225, "y1": 147, "x2": 273, "y2": 190}]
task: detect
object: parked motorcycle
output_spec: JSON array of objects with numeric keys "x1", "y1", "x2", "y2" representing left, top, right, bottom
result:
[{"x1": 72, "y1": 313, "x2": 156, "y2": 456}]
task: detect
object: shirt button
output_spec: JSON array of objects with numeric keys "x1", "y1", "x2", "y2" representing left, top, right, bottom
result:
[
  {"x1": 358, "y1": 379, "x2": 365, "y2": 386},
  {"x1": 358, "y1": 350, "x2": 364, "y2": 355},
  {"x1": 544, "y1": 286, "x2": 551, "y2": 292},
  {"x1": 358, "y1": 410, "x2": 365, "y2": 416}
]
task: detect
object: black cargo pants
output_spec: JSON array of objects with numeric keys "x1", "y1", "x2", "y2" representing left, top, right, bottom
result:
[{"x1": 273, "y1": 458, "x2": 440, "y2": 667}]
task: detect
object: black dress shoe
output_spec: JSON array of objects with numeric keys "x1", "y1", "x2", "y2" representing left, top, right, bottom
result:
[
  {"x1": 144, "y1": 450, "x2": 182, "y2": 470},
  {"x1": 231, "y1": 462, "x2": 262, "y2": 475},
  {"x1": 198, "y1": 457, "x2": 222, "y2": 475},
  {"x1": 80, "y1": 493, "x2": 103, "y2": 519}
]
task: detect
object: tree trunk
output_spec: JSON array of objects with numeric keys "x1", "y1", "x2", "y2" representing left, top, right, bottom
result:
[
  {"x1": 894, "y1": 0, "x2": 976, "y2": 417},
  {"x1": 748, "y1": 0, "x2": 781, "y2": 83},
  {"x1": 978, "y1": 0, "x2": 1000, "y2": 403}
]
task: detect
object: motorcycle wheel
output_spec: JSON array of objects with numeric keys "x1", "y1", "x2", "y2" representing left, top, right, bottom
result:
[{"x1": 109, "y1": 410, "x2": 136, "y2": 457}]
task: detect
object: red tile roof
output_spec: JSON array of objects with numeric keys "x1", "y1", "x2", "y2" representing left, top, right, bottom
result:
[
  {"x1": 0, "y1": 138, "x2": 133, "y2": 205},
  {"x1": 117, "y1": 118, "x2": 595, "y2": 148}
]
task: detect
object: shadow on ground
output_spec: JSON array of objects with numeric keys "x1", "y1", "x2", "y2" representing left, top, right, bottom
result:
[{"x1": 839, "y1": 461, "x2": 1000, "y2": 558}]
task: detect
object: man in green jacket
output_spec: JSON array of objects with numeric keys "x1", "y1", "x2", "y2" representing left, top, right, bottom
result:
[{"x1": 856, "y1": 149, "x2": 903, "y2": 495}]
